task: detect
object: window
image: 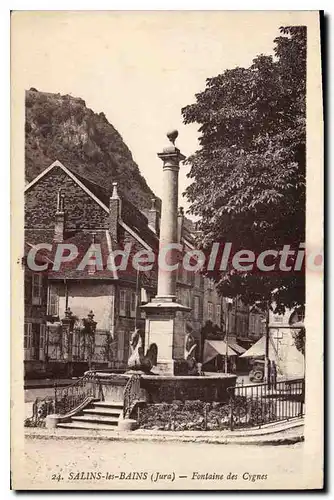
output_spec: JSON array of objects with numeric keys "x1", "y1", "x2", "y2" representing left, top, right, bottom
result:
[
  {"x1": 119, "y1": 289, "x2": 127, "y2": 316},
  {"x1": 140, "y1": 288, "x2": 149, "y2": 318},
  {"x1": 140, "y1": 288, "x2": 148, "y2": 304},
  {"x1": 24, "y1": 323, "x2": 32, "y2": 349},
  {"x1": 195, "y1": 272, "x2": 202, "y2": 288},
  {"x1": 182, "y1": 266, "x2": 188, "y2": 284},
  {"x1": 47, "y1": 285, "x2": 59, "y2": 316},
  {"x1": 117, "y1": 330, "x2": 125, "y2": 362},
  {"x1": 273, "y1": 314, "x2": 284, "y2": 324},
  {"x1": 185, "y1": 289, "x2": 191, "y2": 308},
  {"x1": 207, "y1": 279, "x2": 214, "y2": 291},
  {"x1": 208, "y1": 302, "x2": 213, "y2": 322},
  {"x1": 216, "y1": 304, "x2": 222, "y2": 327},
  {"x1": 40, "y1": 324, "x2": 46, "y2": 349},
  {"x1": 130, "y1": 291, "x2": 137, "y2": 318},
  {"x1": 32, "y1": 273, "x2": 43, "y2": 305},
  {"x1": 194, "y1": 296, "x2": 200, "y2": 320}
]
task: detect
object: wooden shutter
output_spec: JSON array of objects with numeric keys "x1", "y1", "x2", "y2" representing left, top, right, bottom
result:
[
  {"x1": 24, "y1": 323, "x2": 32, "y2": 360},
  {"x1": 117, "y1": 330, "x2": 125, "y2": 362},
  {"x1": 48, "y1": 285, "x2": 59, "y2": 316},
  {"x1": 39, "y1": 324, "x2": 46, "y2": 360},
  {"x1": 32, "y1": 274, "x2": 42, "y2": 305}
]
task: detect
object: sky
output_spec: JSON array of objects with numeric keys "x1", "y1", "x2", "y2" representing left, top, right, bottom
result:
[{"x1": 12, "y1": 10, "x2": 313, "y2": 215}]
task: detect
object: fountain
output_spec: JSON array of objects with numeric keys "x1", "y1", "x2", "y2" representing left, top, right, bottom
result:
[{"x1": 94, "y1": 131, "x2": 237, "y2": 405}]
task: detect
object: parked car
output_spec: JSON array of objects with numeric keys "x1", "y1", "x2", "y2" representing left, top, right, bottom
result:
[{"x1": 249, "y1": 359, "x2": 265, "y2": 382}]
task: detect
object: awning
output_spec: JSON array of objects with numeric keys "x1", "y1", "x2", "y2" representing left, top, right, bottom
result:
[
  {"x1": 228, "y1": 342, "x2": 246, "y2": 355},
  {"x1": 240, "y1": 336, "x2": 267, "y2": 358},
  {"x1": 240, "y1": 335, "x2": 279, "y2": 361},
  {"x1": 203, "y1": 340, "x2": 237, "y2": 365}
]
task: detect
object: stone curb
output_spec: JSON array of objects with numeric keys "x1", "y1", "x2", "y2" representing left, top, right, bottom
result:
[{"x1": 25, "y1": 423, "x2": 304, "y2": 446}]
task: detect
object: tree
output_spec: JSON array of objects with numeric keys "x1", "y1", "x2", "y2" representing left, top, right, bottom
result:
[
  {"x1": 292, "y1": 328, "x2": 305, "y2": 356},
  {"x1": 181, "y1": 26, "x2": 306, "y2": 314}
]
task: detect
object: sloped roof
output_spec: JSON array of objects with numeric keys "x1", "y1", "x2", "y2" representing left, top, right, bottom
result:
[
  {"x1": 68, "y1": 168, "x2": 159, "y2": 251},
  {"x1": 24, "y1": 160, "x2": 195, "y2": 282},
  {"x1": 203, "y1": 340, "x2": 237, "y2": 364}
]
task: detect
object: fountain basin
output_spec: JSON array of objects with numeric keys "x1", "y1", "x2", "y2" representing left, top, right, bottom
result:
[{"x1": 93, "y1": 372, "x2": 237, "y2": 404}]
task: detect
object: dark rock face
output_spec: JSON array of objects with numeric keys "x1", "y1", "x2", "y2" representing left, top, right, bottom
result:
[{"x1": 25, "y1": 89, "x2": 160, "y2": 212}]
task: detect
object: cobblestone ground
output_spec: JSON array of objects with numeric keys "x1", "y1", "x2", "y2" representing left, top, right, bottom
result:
[{"x1": 15, "y1": 437, "x2": 307, "y2": 490}]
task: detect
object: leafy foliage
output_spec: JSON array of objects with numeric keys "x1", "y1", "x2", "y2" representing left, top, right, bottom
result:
[
  {"x1": 292, "y1": 328, "x2": 305, "y2": 356},
  {"x1": 181, "y1": 26, "x2": 306, "y2": 313}
]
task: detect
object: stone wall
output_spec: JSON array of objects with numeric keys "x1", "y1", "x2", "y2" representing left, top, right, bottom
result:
[
  {"x1": 25, "y1": 166, "x2": 109, "y2": 230},
  {"x1": 140, "y1": 374, "x2": 237, "y2": 403}
]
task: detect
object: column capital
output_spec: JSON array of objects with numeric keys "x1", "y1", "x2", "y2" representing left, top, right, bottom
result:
[
  {"x1": 157, "y1": 129, "x2": 186, "y2": 165},
  {"x1": 157, "y1": 148, "x2": 186, "y2": 165}
]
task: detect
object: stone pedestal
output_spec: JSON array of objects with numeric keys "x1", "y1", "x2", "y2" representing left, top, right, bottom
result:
[{"x1": 143, "y1": 302, "x2": 190, "y2": 375}]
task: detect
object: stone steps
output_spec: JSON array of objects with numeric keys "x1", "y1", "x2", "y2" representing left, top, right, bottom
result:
[
  {"x1": 57, "y1": 400, "x2": 124, "y2": 431},
  {"x1": 93, "y1": 401, "x2": 124, "y2": 410},
  {"x1": 82, "y1": 407, "x2": 122, "y2": 417},
  {"x1": 57, "y1": 421, "x2": 117, "y2": 431},
  {"x1": 72, "y1": 414, "x2": 119, "y2": 424}
]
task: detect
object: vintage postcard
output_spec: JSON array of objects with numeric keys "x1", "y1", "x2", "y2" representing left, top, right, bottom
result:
[{"x1": 11, "y1": 10, "x2": 323, "y2": 490}]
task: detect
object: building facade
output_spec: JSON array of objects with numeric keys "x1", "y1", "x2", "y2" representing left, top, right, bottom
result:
[
  {"x1": 24, "y1": 160, "x2": 266, "y2": 377},
  {"x1": 24, "y1": 161, "x2": 206, "y2": 375}
]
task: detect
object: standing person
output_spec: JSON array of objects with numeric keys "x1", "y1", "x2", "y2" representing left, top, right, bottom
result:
[
  {"x1": 266, "y1": 358, "x2": 271, "y2": 388},
  {"x1": 271, "y1": 360, "x2": 277, "y2": 389}
]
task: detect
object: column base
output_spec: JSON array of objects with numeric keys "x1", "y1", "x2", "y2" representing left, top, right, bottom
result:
[{"x1": 152, "y1": 360, "x2": 175, "y2": 376}]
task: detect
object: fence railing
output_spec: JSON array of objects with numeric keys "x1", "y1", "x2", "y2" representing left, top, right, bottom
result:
[
  {"x1": 123, "y1": 374, "x2": 141, "y2": 419},
  {"x1": 26, "y1": 372, "x2": 103, "y2": 427},
  {"x1": 228, "y1": 378, "x2": 305, "y2": 430},
  {"x1": 54, "y1": 371, "x2": 102, "y2": 415}
]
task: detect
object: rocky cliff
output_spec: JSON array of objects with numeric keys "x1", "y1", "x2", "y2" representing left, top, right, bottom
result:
[{"x1": 25, "y1": 89, "x2": 159, "y2": 211}]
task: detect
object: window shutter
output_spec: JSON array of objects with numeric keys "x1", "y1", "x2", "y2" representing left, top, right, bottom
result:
[
  {"x1": 24, "y1": 324, "x2": 28, "y2": 349},
  {"x1": 48, "y1": 285, "x2": 59, "y2": 316},
  {"x1": 32, "y1": 274, "x2": 42, "y2": 305},
  {"x1": 39, "y1": 324, "x2": 46, "y2": 360},
  {"x1": 28, "y1": 323, "x2": 33, "y2": 349},
  {"x1": 24, "y1": 323, "x2": 32, "y2": 360},
  {"x1": 194, "y1": 296, "x2": 199, "y2": 320},
  {"x1": 216, "y1": 304, "x2": 221, "y2": 327},
  {"x1": 130, "y1": 291, "x2": 137, "y2": 318},
  {"x1": 117, "y1": 330, "x2": 125, "y2": 361},
  {"x1": 119, "y1": 289, "x2": 127, "y2": 316}
]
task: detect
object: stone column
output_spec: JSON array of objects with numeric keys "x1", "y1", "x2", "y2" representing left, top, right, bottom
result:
[
  {"x1": 142, "y1": 131, "x2": 190, "y2": 376},
  {"x1": 156, "y1": 130, "x2": 185, "y2": 300}
]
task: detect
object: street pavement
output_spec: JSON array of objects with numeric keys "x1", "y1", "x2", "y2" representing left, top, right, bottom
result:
[{"x1": 17, "y1": 437, "x2": 306, "y2": 490}]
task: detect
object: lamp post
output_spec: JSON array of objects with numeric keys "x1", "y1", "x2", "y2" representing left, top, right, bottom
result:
[
  {"x1": 82, "y1": 310, "x2": 97, "y2": 371},
  {"x1": 61, "y1": 307, "x2": 74, "y2": 376},
  {"x1": 225, "y1": 298, "x2": 233, "y2": 373}
]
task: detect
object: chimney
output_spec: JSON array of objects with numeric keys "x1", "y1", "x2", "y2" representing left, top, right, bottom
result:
[
  {"x1": 88, "y1": 232, "x2": 97, "y2": 275},
  {"x1": 147, "y1": 198, "x2": 160, "y2": 234},
  {"x1": 177, "y1": 206, "x2": 184, "y2": 243},
  {"x1": 109, "y1": 182, "x2": 121, "y2": 242},
  {"x1": 54, "y1": 191, "x2": 65, "y2": 242}
]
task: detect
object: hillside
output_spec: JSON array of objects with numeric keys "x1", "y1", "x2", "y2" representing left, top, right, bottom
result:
[{"x1": 25, "y1": 89, "x2": 160, "y2": 212}]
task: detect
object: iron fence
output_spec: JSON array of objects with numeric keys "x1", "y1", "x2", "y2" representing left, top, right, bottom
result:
[
  {"x1": 228, "y1": 378, "x2": 305, "y2": 430},
  {"x1": 24, "y1": 396, "x2": 56, "y2": 427},
  {"x1": 123, "y1": 373, "x2": 141, "y2": 419},
  {"x1": 54, "y1": 371, "x2": 102, "y2": 414}
]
